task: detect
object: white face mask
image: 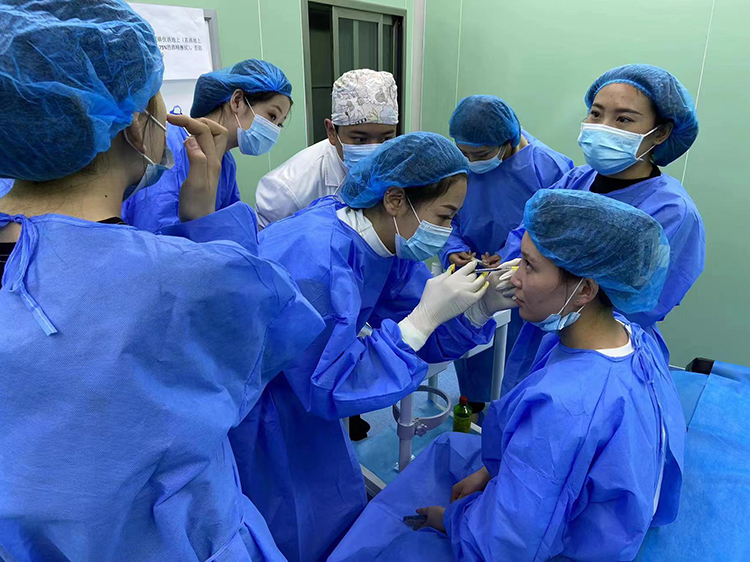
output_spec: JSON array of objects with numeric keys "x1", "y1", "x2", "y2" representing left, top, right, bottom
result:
[
  {"x1": 578, "y1": 123, "x2": 658, "y2": 176},
  {"x1": 467, "y1": 146, "x2": 506, "y2": 175},
  {"x1": 531, "y1": 278, "x2": 586, "y2": 332},
  {"x1": 336, "y1": 133, "x2": 382, "y2": 170},
  {"x1": 235, "y1": 98, "x2": 281, "y2": 156}
]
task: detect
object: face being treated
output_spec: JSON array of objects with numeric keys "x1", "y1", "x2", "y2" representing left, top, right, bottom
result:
[{"x1": 511, "y1": 232, "x2": 583, "y2": 322}]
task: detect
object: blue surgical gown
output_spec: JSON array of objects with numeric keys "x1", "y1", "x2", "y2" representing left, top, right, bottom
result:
[
  {"x1": 502, "y1": 166, "x2": 705, "y2": 395},
  {"x1": 438, "y1": 130, "x2": 573, "y2": 268},
  {"x1": 229, "y1": 197, "x2": 495, "y2": 562},
  {"x1": 122, "y1": 122, "x2": 246, "y2": 233},
  {"x1": 0, "y1": 179, "x2": 12, "y2": 198},
  {"x1": 438, "y1": 131, "x2": 572, "y2": 402},
  {"x1": 330, "y1": 318, "x2": 686, "y2": 562},
  {"x1": 0, "y1": 209, "x2": 324, "y2": 561},
  {"x1": 637, "y1": 366, "x2": 750, "y2": 561}
]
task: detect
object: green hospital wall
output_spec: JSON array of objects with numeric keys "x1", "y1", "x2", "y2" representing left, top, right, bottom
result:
[
  {"x1": 421, "y1": 0, "x2": 748, "y2": 367},
  {"x1": 138, "y1": 0, "x2": 745, "y2": 367},
  {"x1": 138, "y1": 0, "x2": 413, "y2": 204}
]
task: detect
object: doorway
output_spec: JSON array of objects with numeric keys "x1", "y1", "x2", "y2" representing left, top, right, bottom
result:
[{"x1": 304, "y1": 1, "x2": 406, "y2": 144}]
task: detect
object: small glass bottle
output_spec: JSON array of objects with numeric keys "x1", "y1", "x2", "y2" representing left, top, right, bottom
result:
[{"x1": 453, "y1": 396, "x2": 472, "y2": 433}]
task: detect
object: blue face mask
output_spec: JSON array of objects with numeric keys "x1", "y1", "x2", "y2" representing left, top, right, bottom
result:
[
  {"x1": 532, "y1": 278, "x2": 586, "y2": 332},
  {"x1": 393, "y1": 197, "x2": 453, "y2": 262},
  {"x1": 123, "y1": 112, "x2": 175, "y2": 201},
  {"x1": 236, "y1": 98, "x2": 281, "y2": 156},
  {"x1": 339, "y1": 136, "x2": 381, "y2": 170},
  {"x1": 467, "y1": 146, "x2": 505, "y2": 175},
  {"x1": 578, "y1": 123, "x2": 658, "y2": 176}
]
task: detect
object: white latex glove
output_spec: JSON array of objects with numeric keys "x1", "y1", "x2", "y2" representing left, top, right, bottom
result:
[
  {"x1": 499, "y1": 257, "x2": 521, "y2": 271},
  {"x1": 492, "y1": 266, "x2": 516, "y2": 291},
  {"x1": 465, "y1": 268, "x2": 518, "y2": 327},
  {"x1": 399, "y1": 262, "x2": 489, "y2": 351}
]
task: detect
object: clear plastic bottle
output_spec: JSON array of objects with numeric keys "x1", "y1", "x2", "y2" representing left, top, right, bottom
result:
[{"x1": 453, "y1": 396, "x2": 472, "y2": 433}]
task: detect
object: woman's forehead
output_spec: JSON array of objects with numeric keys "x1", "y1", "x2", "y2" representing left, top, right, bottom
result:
[{"x1": 593, "y1": 83, "x2": 652, "y2": 112}]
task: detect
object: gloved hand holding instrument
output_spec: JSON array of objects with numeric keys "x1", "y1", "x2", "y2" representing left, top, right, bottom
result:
[
  {"x1": 399, "y1": 261, "x2": 489, "y2": 351},
  {"x1": 473, "y1": 257, "x2": 521, "y2": 274},
  {"x1": 465, "y1": 258, "x2": 520, "y2": 326}
]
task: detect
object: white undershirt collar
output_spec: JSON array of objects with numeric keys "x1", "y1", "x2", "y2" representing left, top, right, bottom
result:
[
  {"x1": 336, "y1": 206, "x2": 393, "y2": 258},
  {"x1": 596, "y1": 321, "x2": 634, "y2": 358}
]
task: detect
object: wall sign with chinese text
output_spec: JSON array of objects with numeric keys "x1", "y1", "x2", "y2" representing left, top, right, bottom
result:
[{"x1": 130, "y1": 3, "x2": 213, "y2": 80}]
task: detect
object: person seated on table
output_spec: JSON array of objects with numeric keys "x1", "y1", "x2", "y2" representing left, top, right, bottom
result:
[{"x1": 329, "y1": 189, "x2": 686, "y2": 562}]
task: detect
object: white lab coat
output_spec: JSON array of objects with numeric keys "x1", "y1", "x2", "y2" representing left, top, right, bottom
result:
[{"x1": 255, "y1": 139, "x2": 347, "y2": 229}]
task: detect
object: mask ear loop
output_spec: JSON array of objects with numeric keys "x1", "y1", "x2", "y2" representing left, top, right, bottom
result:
[
  {"x1": 141, "y1": 111, "x2": 168, "y2": 165},
  {"x1": 146, "y1": 111, "x2": 167, "y2": 133},
  {"x1": 123, "y1": 121, "x2": 157, "y2": 166},
  {"x1": 635, "y1": 126, "x2": 661, "y2": 161},
  {"x1": 406, "y1": 195, "x2": 421, "y2": 223},
  {"x1": 335, "y1": 132, "x2": 348, "y2": 159},
  {"x1": 391, "y1": 193, "x2": 420, "y2": 239},
  {"x1": 557, "y1": 277, "x2": 586, "y2": 315},
  {"x1": 245, "y1": 96, "x2": 257, "y2": 118},
  {"x1": 235, "y1": 96, "x2": 256, "y2": 132}
]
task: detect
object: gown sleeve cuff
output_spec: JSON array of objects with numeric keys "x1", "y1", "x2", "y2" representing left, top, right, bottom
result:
[
  {"x1": 464, "y1": 301, "x2": 493, "y2": 328},
  {"x1": 159, "y1": 203, "x2": 259, "y2": 252},
  {"x1": 398, "y1": 316, "x2": 431, "y2": 352}
]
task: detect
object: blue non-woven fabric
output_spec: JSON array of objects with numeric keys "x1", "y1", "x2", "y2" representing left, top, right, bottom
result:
[
  {"x1": 0, "y1": 0, "x2": 163, "y2": 182},
  {"x1": 0, "y1": 179, "x2": 13, "y2": 198},
  {"x1": 329, "y1": 318, "x2": 685, "y2": 561},
  {"x1": 502, "y1": 165, "x2": 705, "y2": 394},
  {"x1": 524, "y1": 188, "x2": 670, "y2": 315},
  {"x1": 341, "y1": 132, "x2": 470, "y2": 209},
  {"x1": 637, "y1": 367, "x2": 750, "y2": 561},
  {"x1": 231, "y1": 197, "x2": 494, "y2": 562},
  {"x1": 329, "y1": 432, "x2": 483, "y2": 562},
  {"x1": 0, "y1": 211, "x2": 324, "y2": 561},
  {"x1": 439, "y1": 130, "x2": 572, "y2": 268},
  {"x1": 190, "y1": 59, "x2": 292, "y2": 118}
]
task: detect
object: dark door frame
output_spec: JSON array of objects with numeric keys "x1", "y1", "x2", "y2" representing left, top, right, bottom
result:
[{"x1": 301, "y1": 0, "x2": 408, "y2": 145}]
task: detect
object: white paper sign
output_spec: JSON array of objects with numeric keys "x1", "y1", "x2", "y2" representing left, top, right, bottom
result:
[{"x1": 130, "y1": 3, "x2": 213, "y2": 81}]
